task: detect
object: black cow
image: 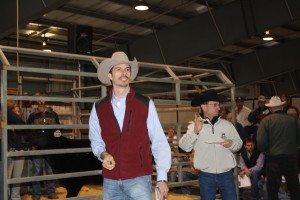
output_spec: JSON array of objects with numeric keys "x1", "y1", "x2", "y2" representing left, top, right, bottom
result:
[{"x1": 30, "y1": 135, "x2": 103, "y2": 197}]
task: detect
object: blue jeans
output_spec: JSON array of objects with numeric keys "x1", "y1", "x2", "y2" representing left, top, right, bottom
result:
[
  {"x1": 199, "y1": 171, "x2": 237, "y2": 200},
  {"x1": 181, "y1": 171, "x2": 199, "y2": 194},
  {"x1": 103, "y1": 175, "x2": 152, "y2": 200},
  {"x1": 169, "y1": 171, "x2": 177, "y2": 182},
  {"x1": 31, "y1": 156, "x2": 56, "y2": 197},
  {"x1": 8, "y1": 156, "x2": 25, "y2": 200},
  {"x1": 239, "y1": 170, "x2": 262, "y2": 199}
]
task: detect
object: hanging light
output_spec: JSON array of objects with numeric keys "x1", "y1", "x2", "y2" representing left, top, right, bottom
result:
[
  {"x1": 263, "y1": 30, "x2": 274, "y2": 41},
  {"x1": 41, "y1": 33, "x2": 51, "y2": 52},
  {"x1": 134, "y1": 0, "x2": 149, "y2": 11},
  {"x1": 42, "y1": 33, "x2": 47, "y2": 46}
]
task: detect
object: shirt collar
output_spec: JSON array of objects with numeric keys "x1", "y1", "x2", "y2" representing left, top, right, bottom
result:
[
  {"x1": 111, "y1": 88, "x2": 130, "y2": 108},
  {"x1": 112, "y1": 88, "x2": 130, "y2": 101}
]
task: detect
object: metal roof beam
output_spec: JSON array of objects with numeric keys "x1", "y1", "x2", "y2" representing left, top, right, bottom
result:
[
  {"x1": 231, "y1": 37, "x2": 300, "y2": 87},
  {"x1": 0, "y1": 0, "x2": 69, "y2": 39},
  {"x1": 57, "y1": 5, "x2": 166, "y2": 30},
  {"x1": 111, "y1": 0, "x2": 300, "y2": 65}
]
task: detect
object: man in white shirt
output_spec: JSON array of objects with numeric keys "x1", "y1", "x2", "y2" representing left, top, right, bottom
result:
[{"x1": 235, "y1": 97, "x2": 251, "y2": 127}]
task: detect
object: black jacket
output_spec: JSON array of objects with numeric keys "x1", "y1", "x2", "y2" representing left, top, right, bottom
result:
[
  {"x1": 0, "y1": 108, "x2": 26, "y2": 161},
  {"x1": 257, "y1": 110, "x2": 300, "y2": 156}
]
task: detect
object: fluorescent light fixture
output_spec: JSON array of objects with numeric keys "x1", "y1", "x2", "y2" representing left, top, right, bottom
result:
[
  {"x1": 263, "y1": 30, "x2": 274, "y2": 41},
  {"x1": 135, "y1": 0, "x2": 149, "y2": 11}
]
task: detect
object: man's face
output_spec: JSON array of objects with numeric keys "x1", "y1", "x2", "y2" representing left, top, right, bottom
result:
[
  {"x1": 244, "y1": 142, "x2": 255, "y2": 153},
  {"x1": 36, "y1": 96, "x2": 46, "y2": 106},
  {"x1": 7, "y1": 99, "x2": 16, "y2": 108},
  {"x1": 287, "y1": 108, "x2": 299, "y2": 119},
  {"x1": 201, "y1": 101, "x2": 220, "y2": 119},
  {"x1": 281, "y1": 96, "x2": 287, "y2": 102},
  {"x1": 108, "y1": 63, "x2": 131, "y2": 87},
  {"x1": 219, "y1": 107, "x2": 227, "y2": 118},
  {"x1": 281, "y1": 96, "x2": 288, "y2": 107},
  {"x1": 236, "y1": 100, "x2": 244, "y2": 109},
  {"x1": 258, "y1": 101, "x2": 265, "y2": 108},
  {"x1": 183, "y1": 154, "x2": 189, "y2": 161},
  {"x1": 13, "y1": 106, "x2": 21, "y2": 116},
  {"x1": 167, "y1": 128, "x2": 175, "y2": 138},
  {"x1": 226, "y1": 113, "x2": 233, "y2": 123}
]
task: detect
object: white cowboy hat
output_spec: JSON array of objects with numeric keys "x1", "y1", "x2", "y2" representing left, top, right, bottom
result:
[
  {"x1": 97, "y1": 51, "x2": 139, "y2": 84},
  {"x1": 265, "y1": 96, "x2": 285, "y2": 107}
]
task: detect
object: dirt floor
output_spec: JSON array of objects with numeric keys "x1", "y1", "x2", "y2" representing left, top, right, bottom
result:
[
  {"x1": 22, "y1": 185, "x2": 199, "y2": 200},
  {"x1": 20, "y1": 185, "x2": 255, "y2": 199},
  {"x1": 21, "y1": 185, "x2": 200, "y2": 200}
]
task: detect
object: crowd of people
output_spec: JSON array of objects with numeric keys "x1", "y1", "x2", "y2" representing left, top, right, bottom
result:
[
  {"x1": 164, "y1": 90, "x2": 300, "y2": 200},
  {"x1": 0, "y1": 93, "x2": 60, "y2": 200},
  {"x1": 1, "y1": 51, "x2": 299, "y2": 200},
  {"x1": 178, "y1": 92, "x2": 299, "y2": 200}
]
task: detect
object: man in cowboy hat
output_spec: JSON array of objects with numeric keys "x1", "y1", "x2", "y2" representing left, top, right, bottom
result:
[
  {"x1": 257, "y1": 96, "x2": 300, "y2": 200},
  {"x1": 248, "y1": 95, "x2": 270, "y2": 124},
  {"x1": 89, "y1": 51, "x2": 171, "y2": 200},
  {"x1": 179, "y1": 90, "x2": 242, "y2": 200}
]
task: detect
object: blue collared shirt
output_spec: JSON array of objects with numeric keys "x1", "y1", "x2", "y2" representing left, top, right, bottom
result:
[{"x1": 89, "y1": 91, "x2": 171, "y2": 181}]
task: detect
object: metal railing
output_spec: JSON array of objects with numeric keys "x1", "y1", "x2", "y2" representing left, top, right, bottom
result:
[{"x1": 0, "y1": 45, "x2": 236, "y2": 199}]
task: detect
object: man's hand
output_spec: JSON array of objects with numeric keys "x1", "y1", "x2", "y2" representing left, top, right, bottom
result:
[
  {"x1": 239, "y1": 171, "x2": 245, "y2": 177},
  {"x1": 243, "y1": 168, "x2": 251, "y2": 177},
  {"x1": 240, "y1": 168, "x2": 251, "y2": 177},
  {"x1": 156, "y1": 181, "x2": 169, "y2": 200},
  {"x1": 222, "y1": 139, "x2": 232, "y2": 148},
  {"x1": 101, "y1": 152, "x2": 115, "y2": 170},
  {"x1": 194, "y1": 113, "x2": 204, "y2": 135}
]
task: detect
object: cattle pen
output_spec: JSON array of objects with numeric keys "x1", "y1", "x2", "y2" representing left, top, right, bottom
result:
[{"x1": 0, "y1": 45, "x2": 237, "y2": 200}]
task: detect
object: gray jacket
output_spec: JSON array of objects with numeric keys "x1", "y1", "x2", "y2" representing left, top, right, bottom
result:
[{"x1": 257, "y1": 111, "x2": 300, "y2": 156}]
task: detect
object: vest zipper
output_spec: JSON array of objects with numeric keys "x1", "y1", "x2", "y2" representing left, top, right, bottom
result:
[
  {"x1": 113, "y1": 113, "x2": 122, "y2": 178},
  {"x1": 127, "y1": 110, "x2": 132, "y2": 131},
  {"x1": 118, "y1": 132, "x2": 121, "y2": 178}
]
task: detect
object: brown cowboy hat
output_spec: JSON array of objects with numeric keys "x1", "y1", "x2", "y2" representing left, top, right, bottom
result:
[{"x1": 97, "y1": 51, "x2": 139, "y2": 84}]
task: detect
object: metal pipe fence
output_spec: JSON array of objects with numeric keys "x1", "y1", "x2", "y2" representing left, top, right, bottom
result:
[{"x1": 0, "y1": 45, "x2": 236, "y2": 199}]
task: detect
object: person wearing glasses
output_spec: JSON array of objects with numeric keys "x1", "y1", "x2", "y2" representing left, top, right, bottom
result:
[{"x1": 179, "y1": 90, "x2": 242, "y2": 200}]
